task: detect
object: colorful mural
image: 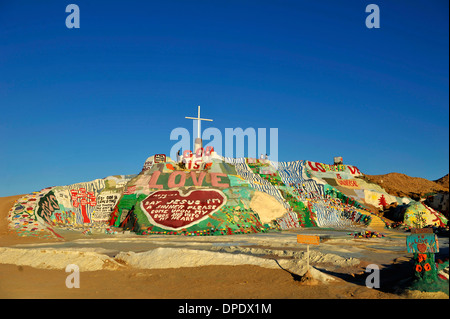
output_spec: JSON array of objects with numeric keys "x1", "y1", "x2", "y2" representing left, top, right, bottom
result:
[
  {"x1": 109, "y1": 156, "x2": 379, "y2": 235},
  {"x1": 7, "y1": 175, "x2": 134, "y2": 238},
  {"x1": 8, "y1": 189, "x2": 56, "y2": 238},
  {"x1": 407, "y1": 232, "x2": 448, "y2": 293},
  {"x1": 108, "y1": 160, "x2": 274, "y2": 236},
  {"x1": 140, "y1": 189, "x2": 227, "y2": 230},
  {"x1": 403, "y1": 201, "x2": 448, "y2": 228},
  {"x1": 7, "y1": 153, "x2": 446, "y2": 238}
]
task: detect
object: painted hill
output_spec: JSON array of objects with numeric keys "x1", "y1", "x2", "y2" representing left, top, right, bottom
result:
[{"x1": 6, "y1": 153, "x2": 448, "y2": 239}]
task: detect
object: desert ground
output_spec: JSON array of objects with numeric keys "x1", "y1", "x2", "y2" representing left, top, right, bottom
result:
[{"x1": 0, "y1": 194, "x2": 448, "y2": 300}]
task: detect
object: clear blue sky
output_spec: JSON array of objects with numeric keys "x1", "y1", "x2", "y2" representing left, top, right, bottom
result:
[{"x1": 0, "y1": 0, "x2": 448, "y2": 196}]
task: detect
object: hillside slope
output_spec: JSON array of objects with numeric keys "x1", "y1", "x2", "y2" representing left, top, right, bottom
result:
[
  {"x1": 434, "y1": 174, "x2": 449, "y2": 189},
  {"x1": 365, "y1": 173, "x2": 448, "y2": 200}
]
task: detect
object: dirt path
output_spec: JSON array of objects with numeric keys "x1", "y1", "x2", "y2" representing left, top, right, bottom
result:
[{"x1": 0, "y1": 263, "x2": 406, "y2": 299}]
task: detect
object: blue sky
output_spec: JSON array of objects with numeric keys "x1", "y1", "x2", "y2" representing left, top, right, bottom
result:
[{"x1": 0, "y1": 0, "x2": 448, "y2": 196}]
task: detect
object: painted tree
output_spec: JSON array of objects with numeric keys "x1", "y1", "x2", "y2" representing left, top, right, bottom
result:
[{"x1": 378, "y1": 194, "x2": 388, "y2": 209}]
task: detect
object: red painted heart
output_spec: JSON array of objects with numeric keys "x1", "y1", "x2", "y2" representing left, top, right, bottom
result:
[
  {"x1": 417, "y1": 243, "x2": 427, "y2": 253},
  {"x1": 140, "y1": 189, "x2": 227, "y2": 230}
]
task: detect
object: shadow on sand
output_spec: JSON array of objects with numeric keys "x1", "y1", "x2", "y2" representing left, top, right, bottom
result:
[{"x1": 274, "y1": 257, "x2": 418, "y2": 294}]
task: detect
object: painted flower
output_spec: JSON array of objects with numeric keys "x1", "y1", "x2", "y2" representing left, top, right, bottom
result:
[
  {"x1": 424, "y1": 263, "x2": 431, "y2": 272},
  {"x1": 415, "y1": 264, "x2": 423, "y2": 272},
  {"x1": 418, "y1": 254, "x2": 427, "y2": 262}
]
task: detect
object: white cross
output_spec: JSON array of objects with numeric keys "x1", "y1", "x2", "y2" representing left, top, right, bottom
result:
[{"x1": 185, "y1": 105, "x2": 213, "y2": 139}]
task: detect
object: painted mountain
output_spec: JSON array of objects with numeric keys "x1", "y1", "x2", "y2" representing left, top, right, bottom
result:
[{"x1": 8, "y1": 151, "x2": 448, "y2": 239}]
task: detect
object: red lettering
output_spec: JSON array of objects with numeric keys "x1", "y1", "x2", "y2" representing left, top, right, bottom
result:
[
  {"x1": 308, "y1": 161, "x2": 326, "y2": 172},
  {"x1": 168, "y1": 171, "x2": 186, "y2": 188},
  {"x1": 204, "y1": 146, "x2": 213, "y2": 156},
  {"x1": 192, "y1": 159, "x2": 201, "y2": 170},
  {"x1": 148, "y1": 171, "x2": 164, "y2": 189},
  {"x1": 348, "y1": 166, "x2": 361, "y2": 175},
  {"x1": 190, "y1": 171, "x2": 206, "y2": 186},
  {"x1": 195, "y1": 147, "x2": 203, "y2": 157},
  {"x1": 183, "y1": 150, "x2": 193, "y2": 158},
  {"x1": 308, "y1": 161, "x2": 318, "y2": 171},
  {"x1": 315, "y1": 163, "x2": 325, "y2": 172},
  {"x1": 210, "y1": 173, "x2": 229, "y2": 188}
]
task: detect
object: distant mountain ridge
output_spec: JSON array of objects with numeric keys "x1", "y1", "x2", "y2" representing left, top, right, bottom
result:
[
  {"x1": 434, "y1": 174, "x2": 449, "y2": 188},
  {"x1": 365, "y1": 172, "x2": 449, "y2": 200}
]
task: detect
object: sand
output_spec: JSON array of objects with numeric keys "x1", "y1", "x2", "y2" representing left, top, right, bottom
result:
[
  {"x1": 0, "y1": 195, "x2": 24, "y2": 242},
  {"x1": 0, "y1": 262, "x2": 404, "y2": 299}
]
